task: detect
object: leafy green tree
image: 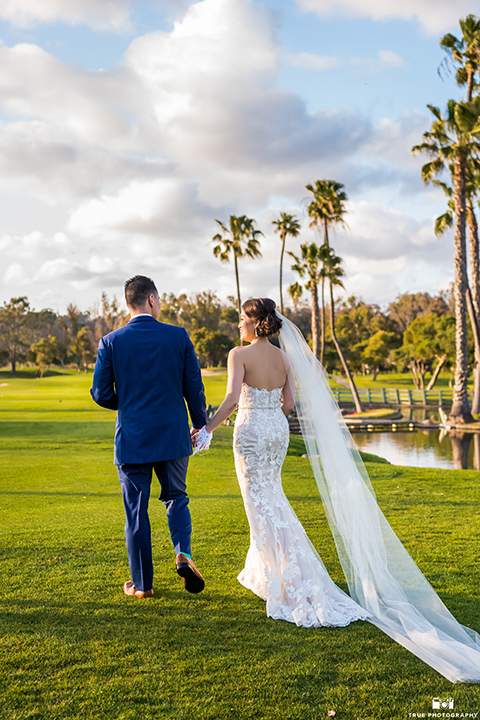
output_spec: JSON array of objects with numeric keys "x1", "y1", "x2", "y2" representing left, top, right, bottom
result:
[
  {"x1": 413, "y1": 98, "x2": 480, "y2": 421},
  {"x1": 336, "y1": 296, "x2": 395, "y2": 372},
  {"x1": 30, "y1": 335, "x2": 61, "y2": 377},
  {"x1": 95, "y1": 293, "x2": 127, "y2": 340},
  {"x1": 362, "y1": 331, "x2": 398, "y2": 381},
  {"x1": 394, "y1": 314, "x2": 456, "y2": 390},
  {"x1": 190, "y1": 328, "x2": 232, "y2": 368},
  {"x1": 156, "y1": 291, "x2": 238, "y2": 364},
  {"x1": 387, "y1": 292, "x2": 450, "y2": 333},
  {"x1": 272, "y1": 212, "x2": 301, "y2": 314},
  {"x1": 0, "y1": 297, "x2": 32, "y2": 372},
  {"x1": 71, "y1": 327, "x2": 94, "y2": 372},
  {"x1": 212, "y1": 215, "x2": 263, "y2": 320}
]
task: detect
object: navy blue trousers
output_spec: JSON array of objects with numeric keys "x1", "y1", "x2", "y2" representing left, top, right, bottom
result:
[{"x1": 117, "y1": 456, "x2": 191, "y2": 592}]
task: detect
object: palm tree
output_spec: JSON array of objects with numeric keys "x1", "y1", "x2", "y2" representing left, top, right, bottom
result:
[
  {"x1": 434, "y1": 176, "x2": 480, "y2": 414},
  {"x1": 272, "y1": 212, "x2": 301, "y2": 314},
  {"x1": 288, "y1": 281, "x2": 303, "y2": 312},
  {"x1": 305, "y1": 180, "x2": 348, "y2": 247},
  {"x1": 289, "y1": 242, "x2": 329, "y2": 359},
  {"x1": 212, "y1": 215, "x2": 263, "y2": 320},
  {"x1": 413, "y1": 99, "x2": 480, "y2": 422},
  {"x1": 441, "y1": 16, "x2": 480, "y2": 414},
  {"x1": 440, "y1": 15, "x2": 480, "y2": 104},
  {"x1": 305, "y1": 180, "x2": 348, "y2": 360},
  {"x1": 323, "y1": 247, "x2": 364, "y2": 413}
]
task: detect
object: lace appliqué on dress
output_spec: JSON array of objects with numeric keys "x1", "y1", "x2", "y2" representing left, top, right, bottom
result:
[{"x1": 233, "y1": 383, "x2": 368, "y2": 628}]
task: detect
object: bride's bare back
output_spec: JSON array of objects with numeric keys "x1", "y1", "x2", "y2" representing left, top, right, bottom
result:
[
  {"x1": 204, "y1": 340, "x2": 295, "y2": 434},
  {"x1": 237, "y1": 342, "x2": 288, "y2": 390}
]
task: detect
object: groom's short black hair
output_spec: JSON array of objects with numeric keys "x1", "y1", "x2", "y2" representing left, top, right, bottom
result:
[{"x1": 124, "y1": 275, "x2": 158, "y2": 309}]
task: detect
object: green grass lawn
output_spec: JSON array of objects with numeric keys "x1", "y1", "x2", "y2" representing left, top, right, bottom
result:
[{"x1": 1, "y1": 369, "x2": 479, "y2": 719}]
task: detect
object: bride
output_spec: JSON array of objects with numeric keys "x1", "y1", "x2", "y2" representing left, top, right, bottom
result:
[{"x1": 194, "y1": 298, "x2": 480, "y2": 683}]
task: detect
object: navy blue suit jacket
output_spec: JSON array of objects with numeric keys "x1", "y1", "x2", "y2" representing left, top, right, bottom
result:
[{"x1": 90, "y1": 316, "x2": 207, "y2": 465}]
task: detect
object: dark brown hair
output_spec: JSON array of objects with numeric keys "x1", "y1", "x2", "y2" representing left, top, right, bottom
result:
[
  {"x1": 124, "y1": 275, "x2": 158, "y2": 309},
  {"x1": 242, "y1": 298, "x2": 282, "y2": 337}
]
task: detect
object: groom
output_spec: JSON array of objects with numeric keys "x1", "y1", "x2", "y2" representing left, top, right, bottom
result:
[{"x1": 91, "y1": 275, "x2": 208, "y2": 598}]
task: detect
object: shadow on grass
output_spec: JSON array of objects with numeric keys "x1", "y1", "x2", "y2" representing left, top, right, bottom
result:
[
  {"x1": 0, "y1": 368, "x2": 70, "y2": 379},
  {"x1": 0, "y1": 490, "x2": 120, "y2": 497}
]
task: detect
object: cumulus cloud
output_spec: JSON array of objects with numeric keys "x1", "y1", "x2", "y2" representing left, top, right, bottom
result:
[
  {"x1": 352, "y1": 50, "x2": 406, "y2": 74},
  {"x1": 0, "y1": 0, "x2": 131, "y2": 30},
  {"x1": 0, "y1": 0, "x2": 454, "y2": 311},
  {"x1": 286, "y1": 52, "x2": 343, "y2": 71},
  {"x1": 0, "y1": 43, "x2": 143, "y2": 145},
  {"x1": 294, "y1": 0, "x2": 474, "y2": 34},
  {"x1": 68, "y1": 178, "x2": 215, "y2": 243}
]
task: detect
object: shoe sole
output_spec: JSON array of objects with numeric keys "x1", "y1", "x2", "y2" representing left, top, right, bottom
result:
[{"x1": 176, "y1": 563, "x2": 205, "y2": 594}]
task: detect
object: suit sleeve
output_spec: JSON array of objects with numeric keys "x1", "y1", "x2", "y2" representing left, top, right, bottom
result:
[
  {"x1": 90, "y1": 336, "x2": 118, "y2": 410},
  {"x1": 183, "y1": 330, "x2": 208, "y2": 429}
]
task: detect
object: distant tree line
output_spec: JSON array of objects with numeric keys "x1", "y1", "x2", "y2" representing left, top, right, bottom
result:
[
  {"x1": 0, "y1": 289, "x2": 460, "y2": 388},
  {"x1": 0, "y1": 293, "x2": 126, "y2": 377}
]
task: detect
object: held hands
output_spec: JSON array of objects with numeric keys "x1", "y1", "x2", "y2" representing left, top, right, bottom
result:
[{"x1": 191, "y1": 426, "x2": 213, "y2": 455}]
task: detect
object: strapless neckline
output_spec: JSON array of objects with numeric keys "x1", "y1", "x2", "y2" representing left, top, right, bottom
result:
[{"x1": 242, "y1": 382, "x2": 284, "y2": 392}]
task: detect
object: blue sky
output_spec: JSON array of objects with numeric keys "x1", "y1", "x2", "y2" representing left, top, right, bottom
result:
[{"x1": 0, "y1": 0, "x2": 478, "y2": 313}]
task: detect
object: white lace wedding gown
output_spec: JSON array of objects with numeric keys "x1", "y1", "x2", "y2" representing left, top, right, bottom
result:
[{"x1": 233, "y1": 382, "x2": 369, "y2": 628}]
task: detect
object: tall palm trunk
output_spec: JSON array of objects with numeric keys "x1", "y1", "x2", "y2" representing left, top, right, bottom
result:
[
  {"x1": 329, "y1": 281, "x2": 364, "y2": 413},
  {"x1": 468, "y1": 202, "x2": 480, "y2": 316},
  {"x1": 449, "y1": 152, "x2": 473, "y2": 422},
  {"x1": 320, "y1": 276, "x2": 326, "y2": 365},
  {"x1": 467, "y1": 203, "x2": 480, "y2": 414},
  {"x1": 474, "y1": 433, "x2": 480, "y2": 471},
  {"x1": 234, "y1": 250, "x2": 241, "y2": 320},
  {"x1": 310, "y1": 281, "x2": 320, "y2": 359},
  {"x1": 233, "y1": 250, "x2": 244, "y2": 346},
  {"x1": 279, "y1": 234, "x2": 285, "y2": 314},
  {"x1": 320, "y1": 220, "x2": 330, "y2": 361},
  {"x1": 466, "y1": 285, "x2": 480, "y2": 414},
  {"x1": 323, "y1": 217, "x2": 329, "y2": 247}
]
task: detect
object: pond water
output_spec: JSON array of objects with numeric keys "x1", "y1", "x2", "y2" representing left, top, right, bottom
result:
[{"x1": 351, "y1": 409, "x2": 480, "y2": 471}]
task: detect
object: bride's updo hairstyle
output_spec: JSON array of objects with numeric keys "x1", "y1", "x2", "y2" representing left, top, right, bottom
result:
[{"x1": 242, "y1": 298, "x2": 282, "y2": 337}]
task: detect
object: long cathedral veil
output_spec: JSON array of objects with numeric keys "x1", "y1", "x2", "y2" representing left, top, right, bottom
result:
[{"x1": 277, "y1": 312, "x2": 480, "y2": 683}]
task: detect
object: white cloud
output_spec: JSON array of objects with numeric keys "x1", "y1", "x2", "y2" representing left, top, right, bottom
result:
[
  {"x1": 286, "y1": 52, "x2": 343, "y2": 71},
  {"x1": 68, "y1": 178, "x2": 215, "y2": 242},
  {"x1": 4, "y1": 263, "x2": 25, "y2": 284},
  {"x1": 0, "y1": 0, "x2": 131, "y2": 30},
  {"x1": 352, "y1": 50, "x2": 406, "y2": 74},
  {"x1": 0, "y1": 0, "x2": 454, "y2": 312},
  {"x1": 294, "y1": 0, "x2": 475, "y2": 34},
  {"x1": 0, "y1": 44, "x2": 142, "y2": 145}
]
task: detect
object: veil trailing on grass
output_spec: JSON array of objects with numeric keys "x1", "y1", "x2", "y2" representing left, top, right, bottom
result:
[{"x1": 277, "y1": 312, "x2": 480, "y2": 683}]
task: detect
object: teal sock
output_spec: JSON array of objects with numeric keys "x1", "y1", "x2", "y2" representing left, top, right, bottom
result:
[{"x1": 179, "y1": 552, "x2": 192, "y2": 560}]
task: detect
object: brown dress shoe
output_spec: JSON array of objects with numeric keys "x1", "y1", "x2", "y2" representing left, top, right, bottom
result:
[
  {"x1": 175, "y1": 554, "x2": 205, "y2": 594},
  {"x1": 123, "y1": 580, "x2": 154, "y2": 598}
]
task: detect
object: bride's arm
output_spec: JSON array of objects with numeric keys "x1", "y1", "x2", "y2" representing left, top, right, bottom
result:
[
  {"x1": 281, "y1": 360, "x2": 295, "y2": 416},
  {"x1": 205, "y1": 348, "x2": 244, "y2": 434}
]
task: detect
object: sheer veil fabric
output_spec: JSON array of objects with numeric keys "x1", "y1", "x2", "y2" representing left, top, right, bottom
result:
[{"x1": 277, "y1": 312, "x2": 480, "y2": 683}]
